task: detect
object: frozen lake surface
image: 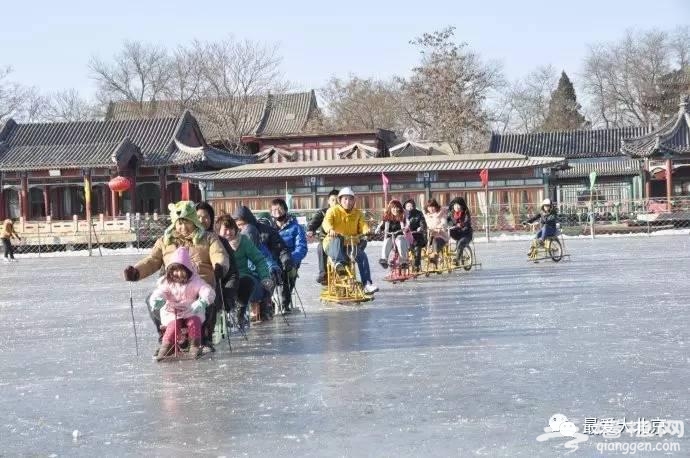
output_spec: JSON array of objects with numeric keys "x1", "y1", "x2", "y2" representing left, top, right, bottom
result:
[{"x1": 1, "y1": 235, "x2": 689, "y2": 456}]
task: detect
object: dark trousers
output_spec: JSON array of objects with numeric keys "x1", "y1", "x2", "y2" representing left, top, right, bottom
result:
[
  {"x1": 2, "y1": 237, "x2": 14, "y2": 259},
  {"x1": 449, "y1": 228, "x2": 472, "y2": 258},
  {"x1": 411, "y1": 233, "x2": 425, "y2": 267},
  {"x1": 317, "y1": 242, "x2": 327, "y2": 279}
]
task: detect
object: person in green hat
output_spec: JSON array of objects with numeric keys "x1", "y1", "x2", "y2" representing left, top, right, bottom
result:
[
  {"x1": 123, "y1": 200, "x2": 229, "y2": 291},
  {"x1": 123, "y1": 201, "x2": 229, "y2": 350}
]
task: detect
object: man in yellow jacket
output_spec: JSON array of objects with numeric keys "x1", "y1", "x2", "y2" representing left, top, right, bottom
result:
[
  {"x1": 322, "y1": 187, "x2": 378, "y2": 294},
  {"x1": 2, "y1": 219, "x2": 21, "y2": 262}
]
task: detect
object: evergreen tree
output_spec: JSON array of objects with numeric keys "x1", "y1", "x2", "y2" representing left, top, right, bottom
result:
[{"x1": 541, "y1": 71, "x2": 586, "y2": 131}]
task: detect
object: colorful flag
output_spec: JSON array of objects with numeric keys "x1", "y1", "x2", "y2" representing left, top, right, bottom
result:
[
  {"x1": 479, "y1": 168, "x2": 489, "y2": 188},
  {"x1": 381, "y1": 172, "x2": 390, "y2": 191}
]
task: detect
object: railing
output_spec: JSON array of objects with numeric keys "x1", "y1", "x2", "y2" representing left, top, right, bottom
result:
[{"x1": 6, "y1": 198, "x2": 689, "y2": 257}]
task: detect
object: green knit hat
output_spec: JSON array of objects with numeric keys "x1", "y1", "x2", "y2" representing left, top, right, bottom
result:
[{"x1": 164, "y1": 201, "x2": 205, "y2": 244}]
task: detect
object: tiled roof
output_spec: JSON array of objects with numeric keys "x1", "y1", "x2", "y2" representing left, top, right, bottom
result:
[
  {"x1": 0, "y1": 111, "x2": 254, "y2": 171},
  {"x1": 106, "y1": 91, "x2": 318, "y2": 140},
  {"x1": 556, "y1": 158, "x2": 641, "y2": 178},
  {"x1": 179, "y1": 153, "x2": 566, "y2": 181},
  {"x1": 621, "y1": 96, "x2": 690, "y2": 157},
  {"x1": 390, "y1": 141, "x2": 455, "y2": 156},
  {"x1": 489, "y1": 126, "x2": 651, "y2": 158}
]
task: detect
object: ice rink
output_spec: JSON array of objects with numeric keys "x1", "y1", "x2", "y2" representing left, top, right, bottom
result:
[{"x1": 1, "y1": 235, "x2": 688, "y2": 456}]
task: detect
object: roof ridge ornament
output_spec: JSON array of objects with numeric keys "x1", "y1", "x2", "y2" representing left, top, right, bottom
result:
[{"x1": 680, "y1": 94, "x2": 690, "y2": 113}]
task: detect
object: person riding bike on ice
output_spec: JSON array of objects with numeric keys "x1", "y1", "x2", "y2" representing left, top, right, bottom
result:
[
  {"x1": 375, "y1": 199, "x2": 411, "y2": 270},
  {"x1": 322, "y1": 187, "x2": 378, "y2": 294},
  {"x1": 523, "y1": 198, "x2": 558, "y2": 254}
]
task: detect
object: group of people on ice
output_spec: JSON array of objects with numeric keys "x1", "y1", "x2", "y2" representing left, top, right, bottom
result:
[
  {"x1": 123, "y1": 199, "x2": 307, "y2": 360},
  {"x1": 120, "y1": 183, "x2": 557, "y2": 361}
]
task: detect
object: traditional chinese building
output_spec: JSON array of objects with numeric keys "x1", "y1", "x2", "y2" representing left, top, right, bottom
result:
[
  {"x1": 181, "y1": 151, "x2": 566, "y2": 230},
  {"x1": 0, "y1": 111, "x2": 250, "y2": 220},
  {"x1": 621, "y1": 95, "x2": 690, "y2": 209},
  {"x1": 106, "y1": 91, "x2": 322, "y2": 149}
]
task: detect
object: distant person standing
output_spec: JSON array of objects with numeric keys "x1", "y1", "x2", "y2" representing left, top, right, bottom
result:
[{"x1": 2, "y1": 219, "x2": 21, "y2": 262}]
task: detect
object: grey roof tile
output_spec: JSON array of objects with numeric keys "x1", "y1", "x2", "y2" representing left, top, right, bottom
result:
[
  {"x1": 621, "y1": 97, "x2": 690, "y2": 157},
  {"x1": 0, "y1": 111, "x2": 254, "y2": 171},
  {"x1": 489, "y1": 126, "x2": 651, "y2": 158},
  {"x1": 179, "y1": 153, "x2": 566, "y2": 181},
  {"x1": 557, "y1": 158, "x2": 641, "y2": 178},
  {"x1": 106, "y1": 91, "x2": 317, "y2": 140}
]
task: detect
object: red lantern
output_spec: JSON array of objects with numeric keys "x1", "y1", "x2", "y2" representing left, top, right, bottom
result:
[{"x1": 108, "y1": 176, "x2": 131, "y2": 197}]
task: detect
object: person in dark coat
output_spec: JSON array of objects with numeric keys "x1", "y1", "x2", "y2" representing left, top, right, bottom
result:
[
  {"x1": 403, "y1": 199, "x2": 427, "y2": 272},
  {"x1": 306, "y1": 189, "x2": 339, "y2": 284},
  {"x1": 523, "y1": 198, "x2": 558, "y2": 253},
  {"x1": 232, "y1": 205, "x2": 293, "y2": 320},
  {"x1": 447, "y1": 197, "x2": 473, "y2": 263},
  {"x1": 196, "y1": 201, "x2": 239, "y2": 351}
]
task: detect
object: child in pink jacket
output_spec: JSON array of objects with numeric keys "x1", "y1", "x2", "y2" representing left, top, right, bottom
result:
[{"x1": 148, "y1": 247, "x2": 215, "y2": 361}]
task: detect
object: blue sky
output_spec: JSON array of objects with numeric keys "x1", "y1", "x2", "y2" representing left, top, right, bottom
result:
[{"x1": 1, "y1": 0, "x2": 688, "y2": 99}]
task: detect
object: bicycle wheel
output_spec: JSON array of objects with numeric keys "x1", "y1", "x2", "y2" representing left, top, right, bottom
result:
[
  {"x1": 548, "y1": 238, "x2": 563, "y2": 262},
  {"x1": 461, "y1": 246, "x2": 474, "y2": 271}
]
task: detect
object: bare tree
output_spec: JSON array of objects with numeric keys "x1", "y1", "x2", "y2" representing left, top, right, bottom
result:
[
  {"x1": 39, "y1": 89, "x2": 97, "y2": 122},
  {"x1": 400, "y1": 27, "x2": 503, "y2": 153},
  {"x1": 581, "y1": 29, "x2": 682, "y2": 128},
  {"x1": 494, "y1": 65, "x2": 558, "y2": 133},
  {"x1": 89, "y1": 41, "x2": 172, "y2": 115},
  {"x1": 0, "y1": 66, "x2": 45, "y2": 123},
  {"x1": 164, "y1": 45, "x2": 204, "y2": 110},
  {"x1": 320, "y1": 75, "x2": 406, "y2": 135},
  {"x1": 191, "y1": 37, "x2": 289, "y2": 150}
]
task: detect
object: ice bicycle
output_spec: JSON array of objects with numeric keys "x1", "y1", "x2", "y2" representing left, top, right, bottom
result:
[
  {"x1": 320, "y1": 235, "x2": 373, "y2": 305},
  {"x1": 525, "y1": 222, "x2": 570, "y2": 263}
]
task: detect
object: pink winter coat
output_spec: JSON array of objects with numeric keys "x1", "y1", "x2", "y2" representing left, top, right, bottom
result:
[
  {"x1": 424, "y1": 208, "x2": 449, "y2": 241},
  {"x1": 149, "y1": 247, "x2": 216, "y2": 327}
]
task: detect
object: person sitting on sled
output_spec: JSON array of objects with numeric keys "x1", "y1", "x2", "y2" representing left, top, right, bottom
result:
[
  {"x1": 148, "y1": 247, "x2": 216, "y2": 361},
  {"x1": 307, "y1": 189, "x2": 340, "y2": 285},
  {"x1": 216, "y1": 215, "x2": 274, "y2": 324},
  {"x1": 423, "y1": 198, "x2": 448, "y2": 264},
  {"x1": 523, "y1": 198, "x2": 558, "y2": 253},
  {"x1": 375, "y1": 199, "x2": 411, "y2": 270},
  {"x1": 268, "y1": 198, "x2": 307, "y2": 314}
]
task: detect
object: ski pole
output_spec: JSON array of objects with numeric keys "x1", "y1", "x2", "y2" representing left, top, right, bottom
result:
[
  {"x1": 129, "y1": 286, "x2": 139, "y2": 357},
  {"x1": 217, "y1": 282, "x2": 232, "y2": 352}
]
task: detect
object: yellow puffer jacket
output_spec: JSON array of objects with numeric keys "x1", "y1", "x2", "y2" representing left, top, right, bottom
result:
[
  {"x1": 322, "y1": 205, "x2": 370, "y2": 249},
  {"x1": 134, "y1": 231, "x2": 229, "y2": 287},
  {"x1": 2, "y1": 219, "x2": 19, "y2": 239}
]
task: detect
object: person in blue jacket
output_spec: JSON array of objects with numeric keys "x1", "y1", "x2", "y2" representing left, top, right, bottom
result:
[{"x1": 269, "y1": 198, "x2": 307, "y2": 313}]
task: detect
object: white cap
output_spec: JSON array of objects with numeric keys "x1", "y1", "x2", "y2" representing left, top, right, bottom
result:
[
  {"x1": 542, "y1": 198, "x2": 552, "y2": 206},
  {"x1": 338, "y1": 187, "x2": 355, "y2": 198}
]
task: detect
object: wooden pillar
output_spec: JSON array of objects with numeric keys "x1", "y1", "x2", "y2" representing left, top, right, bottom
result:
[
  {"x1": 181, "y1": 180, "x2": 191, "y2": 201},
  {"x1": 128, "y1": 175, "x2": 137, "y2": 214},
  {"x1": 43, "y1": 185, "x2": 50, "y2": 217},
  {"x1": 103, "y1": 185, "x2": 111, "y2": 217},
  {"x1": 159, "y1": 169, "x2": 167, "y2": 213},
  {"x1": 0, "y1": 172, "x2": 5, "y2": 220},
  {"x1": 83, "y1": 172, "x2": 92, "y2": 223},
  {"x1": 20, "y1": 174, "x2": 29, "y2": 220},
  {"x1": 111, "y1": 189, "x2": 120, "y2": 219},
  {"x1": 665, "y1": 158, "x2": 673, "y2": 211}
]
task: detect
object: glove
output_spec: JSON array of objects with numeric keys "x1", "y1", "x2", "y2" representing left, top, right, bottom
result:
[
  {"x1": 282, "y1": 258, "x2": 295, "y2": 272},
  {"x1": 124, "y1": 266, "x2": 139, "y2": 282},
  {"x1": 214, "y1": 263, "x2": 225, "y2": 279},
  {"x1": 191, "y1": 299, "x2": 208, "y2": 314},
  {"x1": 358, "y1": 238, "x2": 368, "y2": 250},
  {"x1": 150, "y1": 297, "x2": 165, "y2": 311},
  {"x1": 261, "y1": 278, "x2": 275, "y2": 294}
]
